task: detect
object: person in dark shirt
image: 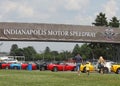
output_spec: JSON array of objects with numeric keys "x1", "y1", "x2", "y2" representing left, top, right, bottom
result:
[{"x1": 73, "y1": 54, "x2": 83, "y2": 75}]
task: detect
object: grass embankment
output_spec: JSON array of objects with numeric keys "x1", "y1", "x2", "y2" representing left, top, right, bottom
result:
[{"x1": 0, "y1": 70, "x2": 119, "y2": 86}]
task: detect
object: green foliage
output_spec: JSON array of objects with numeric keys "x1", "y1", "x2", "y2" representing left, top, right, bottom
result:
[
  {"x1": 34, "y1": 54, "x2": 43, "y2": 60},
  {"x1": 88, "y1": 43, "x2": 114, "y2": 60},
  {"x1": 50, "y1": 51, "x2": 59, "y2": 61},
  {"x1": 9, "y1": 44, "x2": 19, "y2": 56},
  {"x1": 72, "y1": 44, "x2": 80, "y2": 56},
  {"x1": 72, "y1": 44, "x2": 93, "y2": 60},
  {"x1": 79, "y1": 43, "x2": 92, "y2": 60},
  {"x1": 23, "y1": 46, "x2": 37, "y2": 61},
  {"x1": 109, "y1": 16, "x2": 120, "y2": 28},
  {"x1": 92, "y1": 12, "x2": 108, "y2": 26},
  {"x1": 44, "y1": 46, "x2": 51, "y2": 54},
  {"x1": 14, "y1": 48, "x2": 24, "y2": 56}
]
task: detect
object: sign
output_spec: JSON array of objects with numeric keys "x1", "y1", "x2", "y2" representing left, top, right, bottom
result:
[{"x1": 0, "y1": 22, "x2": 120, "y2": 43}]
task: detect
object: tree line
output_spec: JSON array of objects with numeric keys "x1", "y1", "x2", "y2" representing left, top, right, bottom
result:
[{"x1": 9, "y1": 12, "x2": 120, "y2": 62}]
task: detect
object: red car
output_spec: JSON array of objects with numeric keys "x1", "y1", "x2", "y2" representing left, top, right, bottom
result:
[
  {"x1": 21, "y1": 63, "x2": 28, "y2": 70},
  {"x1": 47, "y1": 62, "x2": 76, "y2": 72},
  {"x1": 21, "y1": 63, "x2": 37, "y2": 70},
  {"x1": 0, "y1": 62, "x2": 11, "y2": 69},
  {"x1": 31, "y1": 63, "x2": 37, "y2": 70}
]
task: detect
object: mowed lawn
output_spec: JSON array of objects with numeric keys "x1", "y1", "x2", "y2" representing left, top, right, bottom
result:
[{"x1": 0, "y1": 70, "x2": 120, "y2": 86}]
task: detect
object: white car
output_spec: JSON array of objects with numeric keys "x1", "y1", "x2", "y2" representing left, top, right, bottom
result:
[
  {"x1": 104, "y1": 61, "x2": 116, "y2": 73},
  {"x1": 94, "y1": 61, "x2": 116, "y2": 73}
]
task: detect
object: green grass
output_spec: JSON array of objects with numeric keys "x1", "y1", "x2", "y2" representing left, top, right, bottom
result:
[{"x1": 0, "y1": 70, "x2": 120, "y2": 86}]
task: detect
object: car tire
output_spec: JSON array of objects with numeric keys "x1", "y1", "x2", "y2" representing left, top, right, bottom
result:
[
  {"x1": 6, "y1": 66, "x2": 9, "y2": 69},
  {"x1": 13, "y1": 66, "x2": 18, "y2": 70},
  {"x1": 41, "y1": 67, "x2": 45, "y2": 71},
  {"x1": 83, "y1": 67, "x2": 86, "y2": 73},
  {"x1": 72, "y1": 67, "x2": 76, "y2": 71},
  {"x1": 116, "y1": 68, "x2": 120, "y2": 74},
  {"x1": 0, "y1": 65, "x2": 2, "y2": 69},
  {"x1": 74, "y1": 67, "x2": 77, "y2": 71},
  {"x1": 103, "y1": 67, "x2": 109, "y2": 74},
  {"x1": 53, "y1": 67, "x2": 58, "y2": 72}
]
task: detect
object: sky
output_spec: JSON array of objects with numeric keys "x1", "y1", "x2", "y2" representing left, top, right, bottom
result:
[{"x1": 0, "y1": 0, "x2": 120, "y2": 53}]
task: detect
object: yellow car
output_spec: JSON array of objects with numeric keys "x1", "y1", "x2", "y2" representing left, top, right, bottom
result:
[
  {"x1": 111, "y1": 64, "x2": 120, "y2": 74},
  {"x1": 80, "y1": 62, "x2": 95, "y2": 73}
]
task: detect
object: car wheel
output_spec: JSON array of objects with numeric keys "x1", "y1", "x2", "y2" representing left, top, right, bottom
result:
[
  {"x1": 41, "y1": 67, "x2": 45, "y2": 71},
  {"x1": 53, "y1": 67, "x2": 58, "y2": 72},
  {"x1": 6, "y1": 66, "x2": 9, "y2": 69},
  {"x1": 14, "y1": 66, "x2": 18, "y2": 70},
  {"x1": 0, "y1": 65, "x2": 2, "y2": 69},
  {"x1": 74, "y1": 67, "x2": 77, "y2": 71},
  {"x1": 98, "y1": 69, "x2": 101, "y2": 73},
  {"x1": 103, "y1": 67, "x2": 109, "y2": 74},
  {"x1": 72, "y1": 67, "x2": 76, "y2": 71},
  {"x1": 116, "y1": 68, "x2": 120, "y2": 74},
  {"x1": 83, "y1": 67, "x2": 86, "y2": 73}
]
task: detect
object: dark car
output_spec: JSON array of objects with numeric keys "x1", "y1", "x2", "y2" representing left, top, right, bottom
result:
[{"x1": 36, "y1": 62, "x2": 49, "y2": 71}]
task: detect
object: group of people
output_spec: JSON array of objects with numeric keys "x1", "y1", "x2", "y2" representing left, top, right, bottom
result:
[{"x1": 73, "y1": 54, "x2": 105, "y2": 75}]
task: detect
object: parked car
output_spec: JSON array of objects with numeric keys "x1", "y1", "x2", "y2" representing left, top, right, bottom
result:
[
  {"x1": 95, "y1": 61, "x2": 115, "y2": 73},
  {"x1": 0, "y1": 62, "x2": 6, "y2": 69},
  {"x1": 10, "y1": 62, "x2": 21, "y2": 69},
  {"x1": 36, "y1": 62, "x2": 49, "y2": 71},
  {"x1": 31, "y1": 63, "x2": 37, "y2": 70},
  {"x1": 47, "y1": 62, "x2": 76, "y2": 72},
  {"x1": 0, "y1": 62, "x2": 10, "y2": 69},
  {"x1": 104, "y1": 61, "x2": 115, "y2": 73},
  {"x1": 80, "y1": 62, "x2": 95, "y2": 73},
  {"x1": 10, "y1": 62, "x2": 37, "y2": 70},
  {"x1": 21, "y1": 63, "x2": 28, "y2": 70},
  {"x1": 111, "y1": 64, "x2": 120, "y2": 74}
]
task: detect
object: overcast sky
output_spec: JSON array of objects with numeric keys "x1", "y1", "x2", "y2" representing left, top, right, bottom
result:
[{"x1": 0, "y1": 0, "x2": 120, "y2": 53}]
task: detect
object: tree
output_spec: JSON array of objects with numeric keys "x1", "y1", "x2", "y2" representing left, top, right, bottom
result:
[
  {"x1": 9, "y1": 44, "x2": 19, "y2": 56},
  {"x1": 44, "y1": 46, "x2": 51, "y2": 54},
  {"x1": 34, "y1": 54, "x2": 43, "y2": 60},
  {"x1": 88, "y1": 43, "x2": 113, "y2": 60},
  {"x1": 14, "y1": 48, "x2": 24, "y2": 56},
  {"x1": 79, "y1": 43, "x2": 92, "y2": 60},
  {"x1": 23, "y1": 46, "x2": 37, "y2": 61},
  {"x1": 109, "y1": 16, "x2": 120, "y2": 28},
  {"x1": 43, "y1": 46, "x2": 52, "y2": 61},
  {"x1": 72, "y1": 44, "x2": 80, "y2": 56},
  {"x1": 92, "y1": 12, "x2": 108, "y2": 26},
  {"x1": 51, "y1": 51, "x2": 59, "y2": 61},
  {"x1": 91, "y1": 12, "x2": 109, "y2": 59}
]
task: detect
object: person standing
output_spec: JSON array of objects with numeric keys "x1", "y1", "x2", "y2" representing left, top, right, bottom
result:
[
  {"x1": 98, "y1": 56, "x2": 105, "y2": 74},
  {"x1": 73, "y1": 54, "x2": 83, "y2": 75}
]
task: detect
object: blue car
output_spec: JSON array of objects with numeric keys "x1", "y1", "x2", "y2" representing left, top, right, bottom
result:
[{"x1": 10, "y1": 63, "x2": 21, "y2": 69}]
